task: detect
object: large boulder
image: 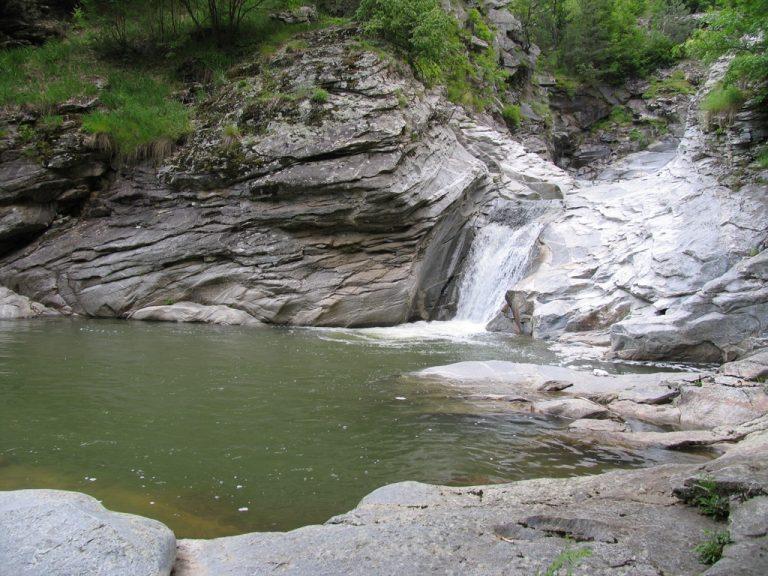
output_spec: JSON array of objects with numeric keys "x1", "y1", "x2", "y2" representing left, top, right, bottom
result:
[{"x1": 0, "y1": 489, "x2": 176, "y2": 576}]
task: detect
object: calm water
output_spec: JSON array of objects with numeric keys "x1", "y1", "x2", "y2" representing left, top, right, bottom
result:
[{"x1": 0, "y1": 319, "x2": 705, "y2": 538}]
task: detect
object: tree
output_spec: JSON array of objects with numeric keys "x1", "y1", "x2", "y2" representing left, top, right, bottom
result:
[{"x1": 687, "y1": 0, "x2": 768, "y2": 101}]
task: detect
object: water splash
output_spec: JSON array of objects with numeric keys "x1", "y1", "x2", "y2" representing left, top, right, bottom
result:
[{"x1": 454, "y1": 222, "x2": 542, "y2": 325}]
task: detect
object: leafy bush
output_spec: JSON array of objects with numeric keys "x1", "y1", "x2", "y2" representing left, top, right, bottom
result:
[
  {"x1": 702, "y1": 85, "x2": 745, "y2": 114},
  {"x1": 356, "y1": 1, "x2": 506, "y2": 109},
  {"x1": 502, "y1": 104, "x2": 522, "y2": 128},
  {"x1": 356, "y1": 0, "x2": 463, "y2": 83},
  {"x1": 695, "y1": 530, "x2": 731, "y2": 565},
  {"x1": 687, "y1": 0, "x2": 767, "y2": 103},
  {"x1": 311, "y1": 88, "x2": 330, "y2": 103},
  {"x1": 511, "y1": 0, "x2": 691, "y2": 83}
]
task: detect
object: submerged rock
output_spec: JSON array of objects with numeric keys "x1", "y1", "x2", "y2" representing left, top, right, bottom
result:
[
  {"x1": 414, "y1": 360, "x2": 768, "y2": 432},
  {"x1": 0, "y1": 489, "x2": 176, "y2": 576}
]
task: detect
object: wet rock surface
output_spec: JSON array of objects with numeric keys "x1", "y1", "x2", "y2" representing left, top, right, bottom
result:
[{"x1": 413, "y1": 360, "x2": 768, "y2": 438}]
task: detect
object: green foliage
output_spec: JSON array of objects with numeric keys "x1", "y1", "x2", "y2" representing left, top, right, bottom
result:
[
  {"x1": 643, "y1": 70, "x2": 695, "y2": 98},
  {"x1": 702, "y1": 85, "x2": 745, "y2": 113},
  {"x1": 502, "y1": 104, "x2": 522, "y2": 128},
  {"x1": 691, "y1": 477, "x2": 730, "y2": 520},
  {"x1": 81, "y1": 73, "x2": 190, "y2": 160},
  {"x1": 537, "y1": 546, "x2": 592, "y2": 576},
  {"x1": 687, "y1": 0, "x2": 768, "y2": 103},
  {"x1": 0, "y1": 39, "x2": 99, "y2": 109},
  {"x1": 695, "y1": 530, "x2": 731, "y2": 565},
  {"x1": 356, "y1": 0, "x2": 461, "y2": 81},
  {"x1": 468, "y1": 8, "x2": 495, "y2": 43},
  {"x1": 511, "y1": 0, "x2": 692, "y2": 83},
  {"x1": 356, "y1": 0, "x2": 507, "y2": 110},
  {"x1": 311, "y1": 88, "x2": 330, "y2": 103},
  {"x1": 757, "y1": 146, "x2": 768, "y2": 168}
]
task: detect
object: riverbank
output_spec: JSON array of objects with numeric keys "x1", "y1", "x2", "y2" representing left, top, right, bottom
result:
[
  {"x1": 3, "y1": 415, "x2": 766, "y2": 575},
  {"x1": 2, "y1": 348, "x2": 767, "y2": 575}
]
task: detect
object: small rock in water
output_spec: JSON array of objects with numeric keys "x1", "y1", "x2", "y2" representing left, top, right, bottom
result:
[{"x1": 593, "y1": 369, "x2": 610, "y2": 376}]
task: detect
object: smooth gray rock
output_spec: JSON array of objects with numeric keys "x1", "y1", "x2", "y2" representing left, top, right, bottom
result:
[
  {"x1": 0, "y1": 28, "x2": 568, "y2": 329},
  {"x1": 0, "y1": 489, "x2": 176, "y2": 576},
  {"x1": 721, "y1": 348, "x2": 768, "y2": 380},
  {"x1": 569, "y1": 418, "x2": 629, "y2": 432},
  {"x1": 129, "y1": 302, "x2": 261, "y2": 326},
  {"x1": 533, "y1": 397, "x2": 610, "y2": 420},
  {"x1": 0, "y1": 286, "x2": 57, "y2": 319}
]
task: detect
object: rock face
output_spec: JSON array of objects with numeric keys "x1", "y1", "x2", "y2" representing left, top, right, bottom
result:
[
  {"x1": 0, "y1": 25, "x2": 764, "y2": 363},
  {"x1": 0, "y1": 27, "x2": 566, "y2": 328},
  {"x1": 0, "y1": 489, "x2": 176, "y2": 576},
  {"x1": 0, "y1": 285, "x2": 57, "y2": 319},
  {"x1": 506, "y1": 60, "x2": 768, "y2": 362}
]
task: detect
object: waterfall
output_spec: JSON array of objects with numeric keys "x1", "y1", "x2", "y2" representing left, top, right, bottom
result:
[{"x1": 454, "y1": 222, "x2": 541, "y2": 325}]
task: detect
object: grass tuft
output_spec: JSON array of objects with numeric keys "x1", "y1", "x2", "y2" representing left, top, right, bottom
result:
[
  {"x1": 501, "y1": 104, "x2": 522, "y2": 129},
  {"x1": 644, "y1": 70, "x2": 695, "y2": 99},
  {"x1": 695, "y1": 530, "x2": 731, "y2": 565},
  {"x1": 692, "y1": 477, "x2": 730, "y2": 520},
  {"x1": 311, "y1": 88, "x2": 330, "y2": 104}
]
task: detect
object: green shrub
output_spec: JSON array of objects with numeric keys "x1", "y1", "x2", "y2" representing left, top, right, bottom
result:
[
  {"x1": 502, "y1": 104, "x2": 522, "y2": 128},
  {"x1": 356, "y1": 0, "x2": 506, "y2": 110},
  {"x1": 702, "y1": 85, "x2": 745, "y2": 114},
  {"x1": 691, "y1": 477, "x2": 730, "y2": 520},
  {"x1": 311, "y1": 88, "x2": 330, "y2": 104},
  {"x1": 686, "y1": 0, "x2": 767, "y2": 104},
  {"x1": 695, "y1": 530, "x2": 731, "y2": 565},
  {"x1": 643, "y1": 70, "x2": 695, "y2": 98},
  {"x1": 468, "y1": 8, "x2": 494, "y2": 43}
]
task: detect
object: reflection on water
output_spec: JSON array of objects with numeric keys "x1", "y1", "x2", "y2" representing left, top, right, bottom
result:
[{"x1": 0, "y1": 319, "x2": 707, "y2": 537}]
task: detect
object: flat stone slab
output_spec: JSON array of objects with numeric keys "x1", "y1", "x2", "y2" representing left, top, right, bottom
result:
[
  {"x1": 533, "y1": 398, "x2": 610, "y2": 420},
  {"x1": 0, "y1": 489, "x2": 176, "y2": 576},
  {"x1": 414, "y1": 361, "x2": 697, "y2": 403},
  {"x1": 721, "y1": 349, "x2": 768, "y2": 381},
  {"x1": 569, "y1": 418, "x2": 629, "y2": 432},
  {"x1": 414, "y1": 361, "x2": 768, "y2": 431}
]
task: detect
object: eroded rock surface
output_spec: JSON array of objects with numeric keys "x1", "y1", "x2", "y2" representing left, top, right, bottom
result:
[{"x1": 0, "y1": 28, "x2": 566, "y2": 328}]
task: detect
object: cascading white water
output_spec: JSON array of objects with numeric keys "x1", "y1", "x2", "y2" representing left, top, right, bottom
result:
[
  {"x1": 454, "y1": 222, "x2": 542, "y2": 325},
  {"x1": 341, "y1": 219, "x2": 543, "y2": 343}
]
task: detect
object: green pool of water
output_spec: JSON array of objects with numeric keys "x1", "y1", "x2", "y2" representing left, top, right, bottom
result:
[{"x1": 0, "y1": 319, "x2": 705, "y2": 538}]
